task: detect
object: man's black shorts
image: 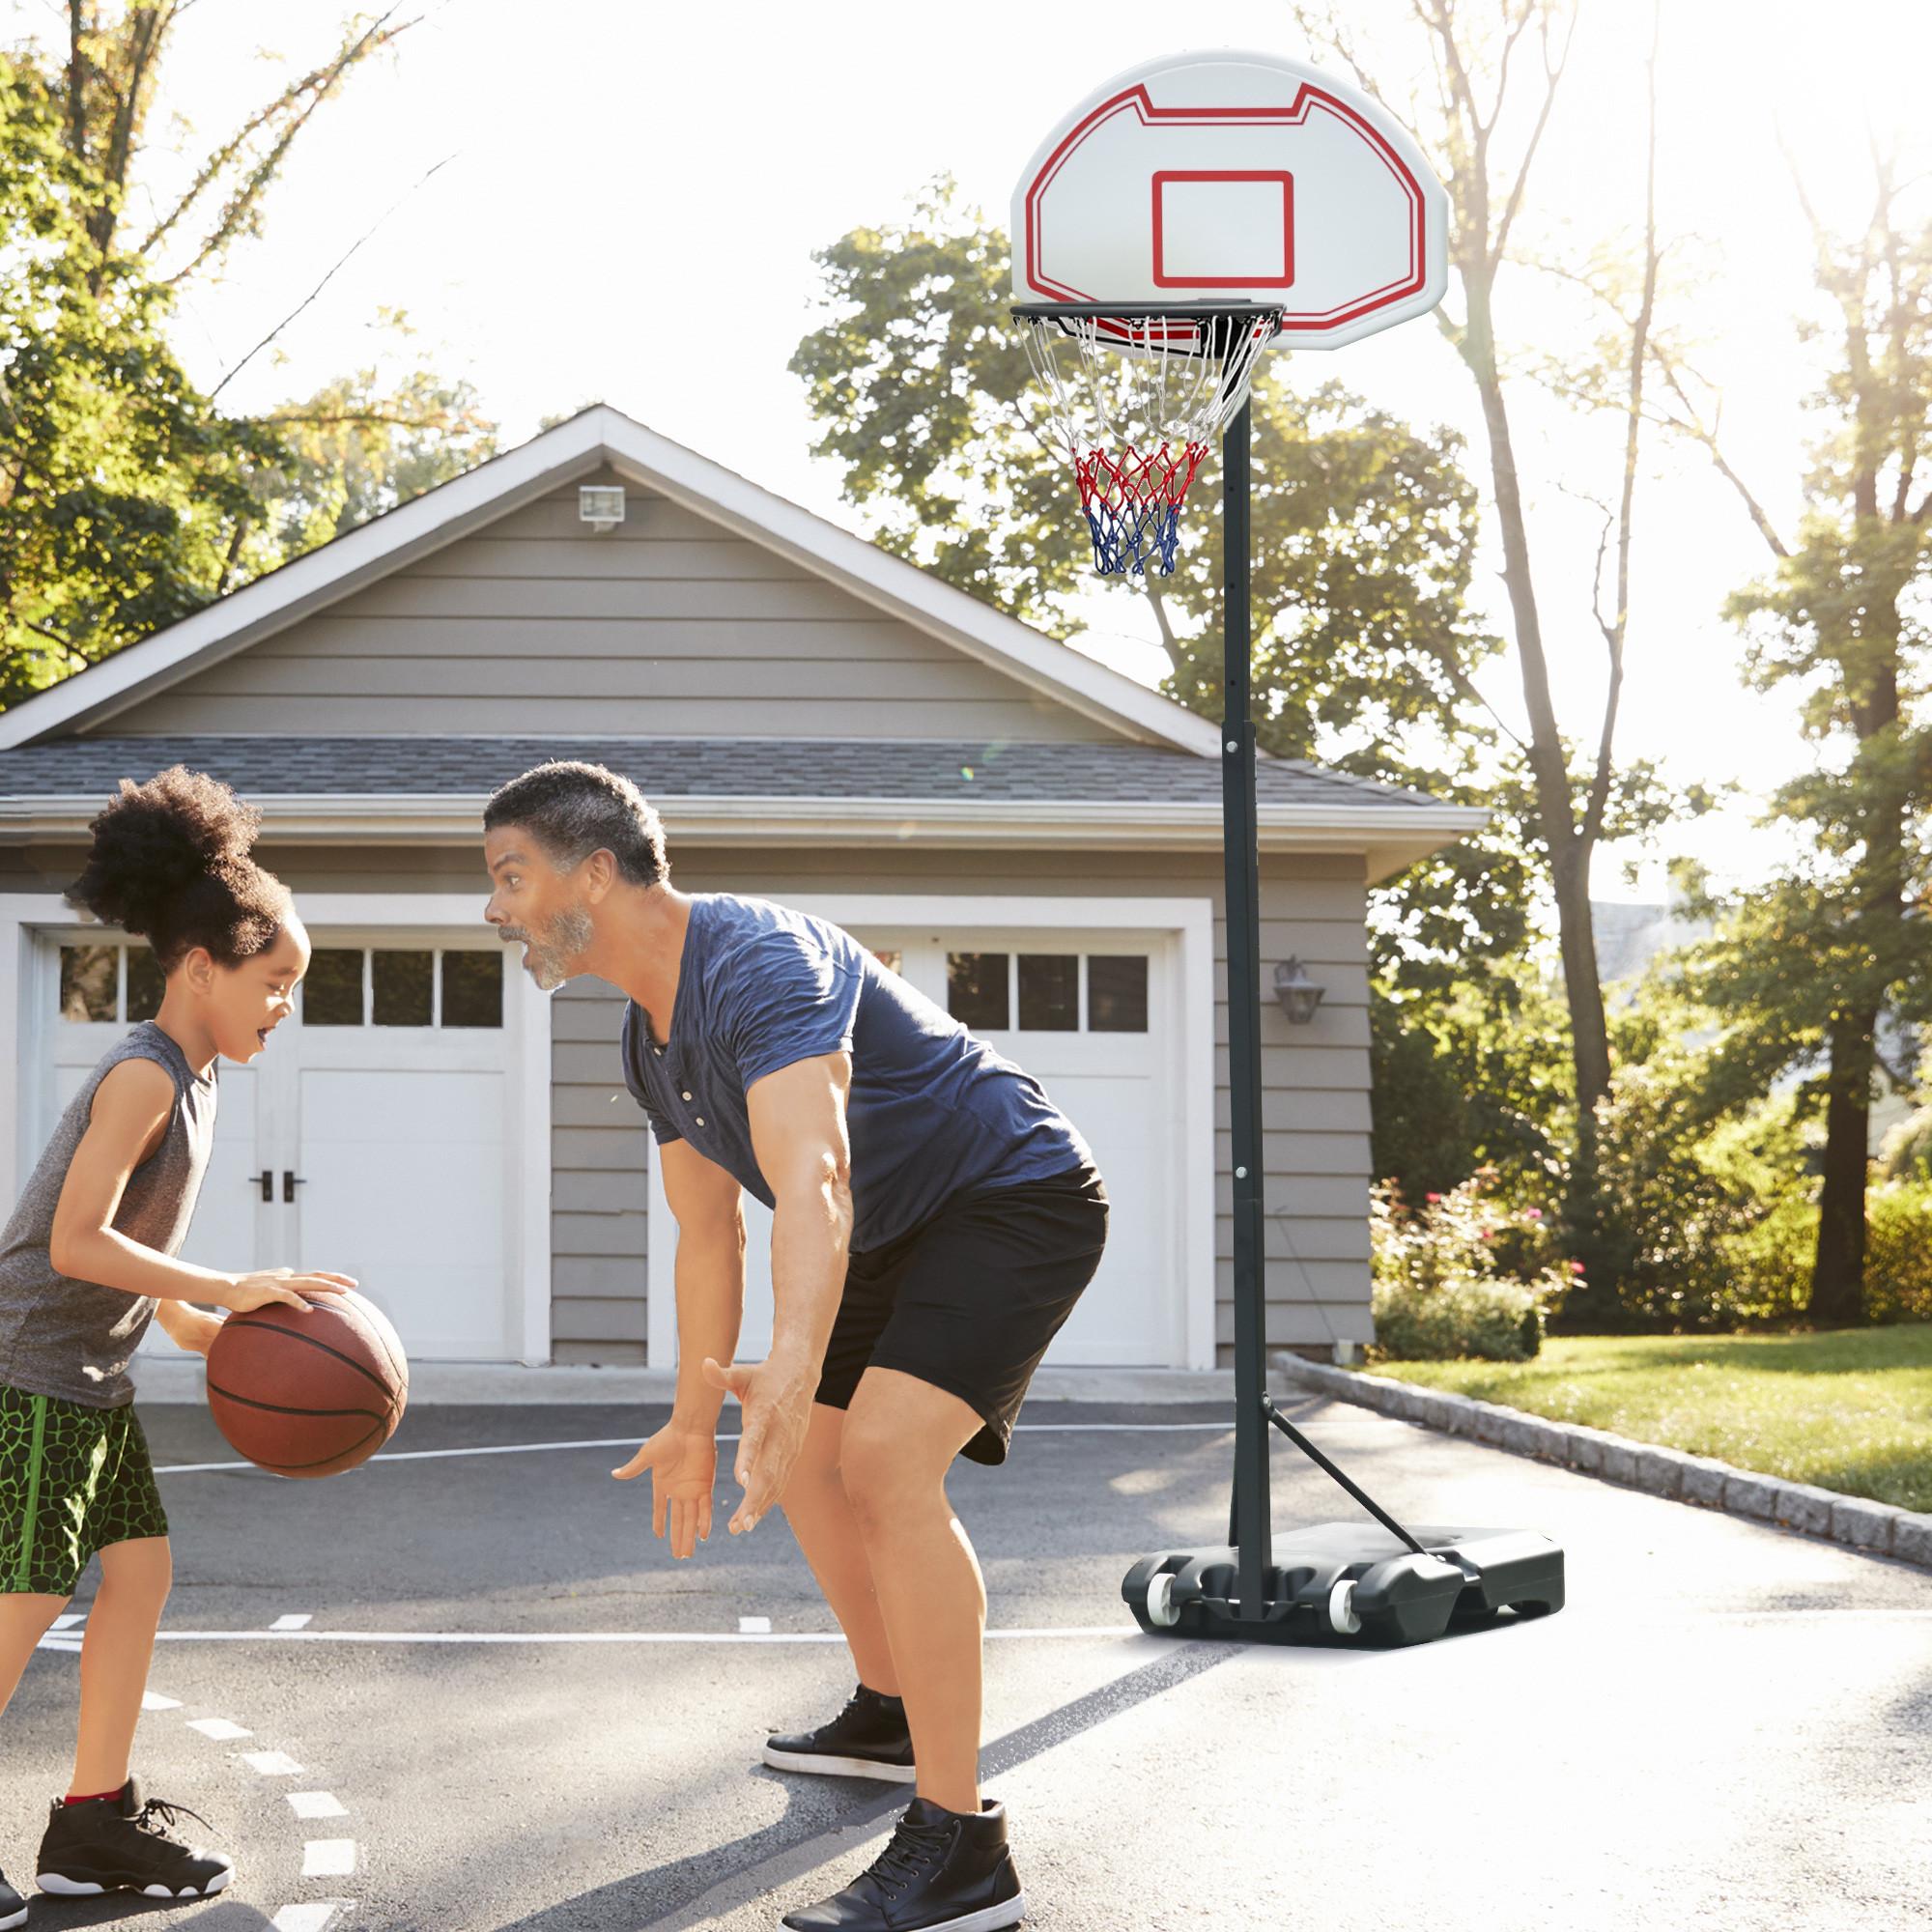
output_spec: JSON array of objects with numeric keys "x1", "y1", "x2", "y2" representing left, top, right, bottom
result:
[{"x1": 814, "y1": 1162, "x2": 1109, "y2": 1466}]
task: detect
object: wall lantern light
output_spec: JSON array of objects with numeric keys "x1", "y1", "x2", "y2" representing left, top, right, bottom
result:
[
  {"x1": 1272, "y1": 956, "x2": 1325, "y2": 1025},
  {"x1": 579, "y1": 485, "x2": 626, "y2": 532}
]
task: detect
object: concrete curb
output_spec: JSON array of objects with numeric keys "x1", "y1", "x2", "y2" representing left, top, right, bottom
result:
[{"x1": 1270, "y1": 1351, "x2": 1932, "y2": 1573}]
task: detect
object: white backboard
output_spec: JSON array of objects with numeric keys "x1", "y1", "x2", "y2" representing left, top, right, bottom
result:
[{"x1": 1012, "y1": 48, "x2": 1449, "y2": 350}]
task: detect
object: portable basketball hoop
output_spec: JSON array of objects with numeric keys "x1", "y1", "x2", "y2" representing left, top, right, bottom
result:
[
  {"x1": 1011, "y1": 51, "x2": 1565, "y2": 1648},
  {"x1": 1015, "y1": 301, "x2": 1282, "y2": 576}
]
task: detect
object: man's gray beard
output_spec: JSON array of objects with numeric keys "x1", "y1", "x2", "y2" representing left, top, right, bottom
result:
[{"x1": 525, "y1": 905, "x2": 595, "y2": 992}]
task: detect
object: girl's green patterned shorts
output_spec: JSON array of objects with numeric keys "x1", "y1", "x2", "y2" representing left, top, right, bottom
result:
[{"x1": 0, "y1": 1382, "x2": 169, "y2": 1596}]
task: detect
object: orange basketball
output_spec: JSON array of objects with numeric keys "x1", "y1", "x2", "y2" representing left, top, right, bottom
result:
[{"x1": 206, "y1": 1289, "x2": 409, "y2": 1478}]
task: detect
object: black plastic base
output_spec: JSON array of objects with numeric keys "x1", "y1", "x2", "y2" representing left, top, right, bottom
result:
[{"x1": 1122, "y1": 1522, "x2": 1565, "y2": 1648}]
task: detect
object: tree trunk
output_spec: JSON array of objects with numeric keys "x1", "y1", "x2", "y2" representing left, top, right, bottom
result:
[
  {"x1": 1809, "y1": 1009, "x2": 1875, "y2": 1326},
  {"x1": 1460, "y1": 278, "x2": 1612, "y2": 1121}
]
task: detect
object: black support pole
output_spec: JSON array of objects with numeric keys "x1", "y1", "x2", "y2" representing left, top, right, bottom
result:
[{"x1": 1220, "y1": 397, "x2": 1270, "y2": 1620}]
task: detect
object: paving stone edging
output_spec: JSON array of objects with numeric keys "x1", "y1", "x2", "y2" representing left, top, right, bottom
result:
[{"x1": 1269, "y1": 1351, "x2": 1932, "y2": 1573}]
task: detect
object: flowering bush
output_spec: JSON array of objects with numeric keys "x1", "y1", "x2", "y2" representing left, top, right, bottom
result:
[{"x1": 1369, "y1": 1171, "x2": 1576, "y2": 1362}]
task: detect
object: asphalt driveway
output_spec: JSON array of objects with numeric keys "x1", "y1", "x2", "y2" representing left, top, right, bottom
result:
[{"x1": 3, "y1": 1393, "x2": 1926, "y2": 1932}]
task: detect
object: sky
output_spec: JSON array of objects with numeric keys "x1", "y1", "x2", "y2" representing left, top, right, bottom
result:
[{"x1": 11, "y1": 0, "x2": 1928, "y2": 907}]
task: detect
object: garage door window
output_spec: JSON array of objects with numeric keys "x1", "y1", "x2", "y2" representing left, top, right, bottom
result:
[
  {"x1": 947, "y1": 952, "x2": 1148, "y2": 1034},
  {"x1": 302, "y1": 947, "x2": 502, "y2": 1029},
  {"x1": 58, "y1": 943, "x2": 165, "y2": 1024}
]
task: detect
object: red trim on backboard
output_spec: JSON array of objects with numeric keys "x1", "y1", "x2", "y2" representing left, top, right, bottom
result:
[
  {"x1": 1022, "y1": 81, "x2": 1428, "y2": 332},
  {"x1": 1151, "y1": 170, "x2": 1293, "y2": 288}
]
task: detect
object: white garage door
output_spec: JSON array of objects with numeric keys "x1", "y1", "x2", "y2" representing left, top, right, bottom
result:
[
  {"x1": 38, "y1": 931, "x2": 527, "y2": 1362},
  {"x1": 649, "y1": 924, "x2": 1184, "y2": 1369}
]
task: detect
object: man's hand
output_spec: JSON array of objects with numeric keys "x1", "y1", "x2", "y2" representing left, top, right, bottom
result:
[
  {"x1": 611, "y1": 1420, "x2": 719, "y2": 1559},
  {"x1": 216, "y1": 1269, "x2": 358, "y2": 1315},
  {"x1": 172, "y1": 1308, "x2": 226, "y2": 1357},
  {"x1": 702, "y1": 1353, "x2": 816, "y2": 1535}
]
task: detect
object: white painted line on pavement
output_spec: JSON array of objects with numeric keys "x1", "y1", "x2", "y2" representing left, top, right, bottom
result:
[
  {"x1": 301, "y1": 1840, "x2": 357, "y2": 1878},
  {"x1": 739, "y1": 1615, "x2": 772, "y2": 1634},
  {"x1": 145, "y1": 1625, "x2": 1141, "y2": 1645},
  {"x1": 187, "y1": 1718, "x2": 252, "y2": 1740},
  {"x1": 242, "y1": 1750, "x2": 305, "y2": 1776},
  {"x1": 288, "y1": 1792, "x2": 349, "y2": 1821},
  {"x1": 50, "y1": 1613, "x2": 84, "y2": 1630},
  {"x1": 151, "y1": 1419, "x2": 1235, "y2": 1474},
  {"x1": 270, "y1": 1613, "x2": 314, "y2": 1631},
  {"x1": 271, "y1": 1902, "x2": 355, "y2": 1932},
  {"x1": 141, "y1": 1690, "x2": 183, "y2": 1710}
]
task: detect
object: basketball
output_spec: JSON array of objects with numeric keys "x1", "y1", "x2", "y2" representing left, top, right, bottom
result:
[{"x1": 206, "y1": 1289, "x2": 409, "y2": 1478}]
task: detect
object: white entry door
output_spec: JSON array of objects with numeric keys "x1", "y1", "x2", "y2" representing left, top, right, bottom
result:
[
  {"x1": 648, "y1": 924, "x2": 1181, "y2": 1369},
  {"x1": 36, "y1": 930, "x2": 528, "y2": 1363}
]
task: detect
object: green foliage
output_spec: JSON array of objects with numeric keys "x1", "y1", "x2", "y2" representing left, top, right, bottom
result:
[
  {"x1": 0, "y1": 53, "x2": 273, "y2": 703},
  {"x1": 1369, "y1": 1173, "x2": 1575, "y2": 1361},
  {"x1": 1867, "y1": 1182, "x2": 1932, "y2": 1324},
  {"x1": 1370, "y1": 961, "x2": 1573, "y2": 1203},
  {"x1": 0, "y1": 23, "x2": 495, "y2": 715}
]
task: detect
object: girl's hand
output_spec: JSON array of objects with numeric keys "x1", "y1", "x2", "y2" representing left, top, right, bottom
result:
[
  {"x1": 180, "y1": 1309, "x2": 226, "y2": 1357},
  {"x1": 216, "y1": 1269, "x2": 358, "y2": 1315}
]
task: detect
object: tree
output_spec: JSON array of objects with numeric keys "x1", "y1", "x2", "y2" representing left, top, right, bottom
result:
[
  {"x1": 1289, "y1": 1, "x2": 1679, "y2": 1264},
  {"x1": 0, "y1": 52, "x2": 274, "y2": 702},
  {"x1": 1664, "y1": 160, "x2": 1932, "y2": 1321},
  {"x1": 1, "y1": 6, "x2": 491, "y2": 708}
]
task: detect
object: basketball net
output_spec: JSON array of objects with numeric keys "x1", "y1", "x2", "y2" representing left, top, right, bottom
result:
[{"x1": 1019, "y1": 309, "x2": 1281, "y2": 577}]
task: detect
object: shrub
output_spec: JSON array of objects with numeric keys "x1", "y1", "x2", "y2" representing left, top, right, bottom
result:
[
  {"x1": 1868, "y1": 1181, "x2": 1932, "y2": 1323},
  {"x1": 1369, "y1": 1172, "x2": 1574, "y2": 1362}
]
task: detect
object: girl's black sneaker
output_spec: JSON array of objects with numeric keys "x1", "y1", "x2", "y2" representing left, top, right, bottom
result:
[
  {"x1": 763, "y1": 1682, "x2": 918, "y2": 1782},
  {"x1": 35, "y1": 1777, "x2": 234, "y2": 1899},
  {"x1": 781, "y1": 1797, "x2": 1024, "y2": 1932},
  {"x1": 0, "y1": 1863, "x2": 26, "y2": 1929}
]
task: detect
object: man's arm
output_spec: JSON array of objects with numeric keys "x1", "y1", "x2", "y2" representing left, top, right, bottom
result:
[
  {"x1": 659, "y1": 1137, "x2": 748, "y2": 1429},
  {"x1": 609, "y1": 1137, "x2": 745, "y2": 1560},
  {"x1": 745, "y1": 1051, "x2": 855, "y2": 1378},
  {"x1": 701, "y1": 1051, "x2": 854, "y2": 1534}
]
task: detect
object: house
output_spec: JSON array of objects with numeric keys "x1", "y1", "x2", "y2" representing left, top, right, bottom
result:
[{"x1": 0, "y1": 407, "x2": 1482, "y2": 1373}]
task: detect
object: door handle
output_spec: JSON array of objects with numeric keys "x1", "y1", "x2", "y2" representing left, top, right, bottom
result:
[
  {"x1": 249, "y1": 1170, "x2": 272, "y2": 1203},
  {"x1": 282, "y1": 1171, "x2": 307, "y2": 1205}
]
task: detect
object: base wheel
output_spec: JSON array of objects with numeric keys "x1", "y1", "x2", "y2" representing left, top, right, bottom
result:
[
  {"x1": 1146, "y1": 1572, "x2": 1181, "y2": 1629},
  {"x1": 1327, "y1": 1577, "x2": 1361, "y2": 1635}
]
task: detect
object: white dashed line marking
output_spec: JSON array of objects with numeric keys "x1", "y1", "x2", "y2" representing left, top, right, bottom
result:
[
  {"x1": 187, "y1": 1718, "x2": 252, "y2": 1740},
  {"x1": 288, "y1": 1792, "x2": 349, "y2": 1820},
  {"x1": 141, "y1": 1690, "x2": 183, "y2": 1711},
  {"x1": 739, "y1": 1616, "x2": 772, "y2": 1634},
  {"x1": 301, "y1": 1840, "x2": 357, "y2": 1878},
  {"x1": 270, "y1": 1613, "x2": 314, "y2": 1631},
  {"x1": 50, "y1": 1613, "x2": 84, "y2": 1630},
  {"x1": 242, "y1": 1750, "x2": 305, "y2": 1776},
  {"x1": 271, "y1": 1902, "x2": 355, "y2": 1932}
]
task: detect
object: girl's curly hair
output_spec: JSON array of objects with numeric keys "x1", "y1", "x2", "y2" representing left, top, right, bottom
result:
[{"x1": 65, "y1": 767, "x2": 294, "y2": 971}]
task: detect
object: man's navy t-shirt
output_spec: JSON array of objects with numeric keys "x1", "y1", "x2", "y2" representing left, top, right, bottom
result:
[{"x1": 618, "y1": 894, "x2": 1092, "y2": 1252}]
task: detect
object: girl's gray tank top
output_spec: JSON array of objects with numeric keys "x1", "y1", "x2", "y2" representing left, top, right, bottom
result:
[{"x1": 0, "y1": 1021, "x2": 218, "y2": 1407}]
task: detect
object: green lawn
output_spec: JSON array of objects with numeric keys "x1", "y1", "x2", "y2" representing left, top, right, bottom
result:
[{"x1": 1364, "y1": 1325, "x2": 1932, "y2": 1514}]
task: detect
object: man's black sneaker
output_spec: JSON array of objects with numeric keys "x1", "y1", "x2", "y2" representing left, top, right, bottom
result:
[
  {"x1": 781, "y1": 1796, "x2": 1024, "y2": 1932},
  {"x1": 764, "y1": 1682, "x2": 917, "y2": 1782},
  {"x1": 35, "y1": 1777, "x2": 234, "y2": 1899},
  {"x1": 0, "y1": 1863, "x2": 26, "y2": 1929}
]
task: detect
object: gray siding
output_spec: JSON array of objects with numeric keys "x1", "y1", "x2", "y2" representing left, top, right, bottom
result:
[
  {"x1": 99, "y1": 473, "x2": 1122, "y2": 744},
  {"x1": 541, "y1": 846, "x2": 1373, "y2": 1368}
]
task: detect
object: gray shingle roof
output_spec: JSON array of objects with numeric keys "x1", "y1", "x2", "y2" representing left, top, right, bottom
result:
[{"x1": 0, "y1": 735, "x2": 1451, "y2": 812}]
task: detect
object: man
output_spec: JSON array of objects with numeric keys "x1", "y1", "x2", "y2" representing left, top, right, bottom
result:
[{"x1": 481, "y1": 760, "x2": 1106, "y2": 1932}]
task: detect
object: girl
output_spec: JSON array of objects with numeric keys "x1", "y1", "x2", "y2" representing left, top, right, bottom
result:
[{"x1": 0, "y1": 768, "x2": 355, "y2": 1922}]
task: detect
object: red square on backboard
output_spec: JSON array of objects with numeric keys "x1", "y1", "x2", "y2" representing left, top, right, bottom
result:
[{"x1": 1151, "y1": 171, "x2": 1295, "y2": 289}]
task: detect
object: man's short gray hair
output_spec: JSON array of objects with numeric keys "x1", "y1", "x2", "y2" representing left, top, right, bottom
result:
[{"x1": 483, "y1": 761, "x2": 668, "y2": 888}]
